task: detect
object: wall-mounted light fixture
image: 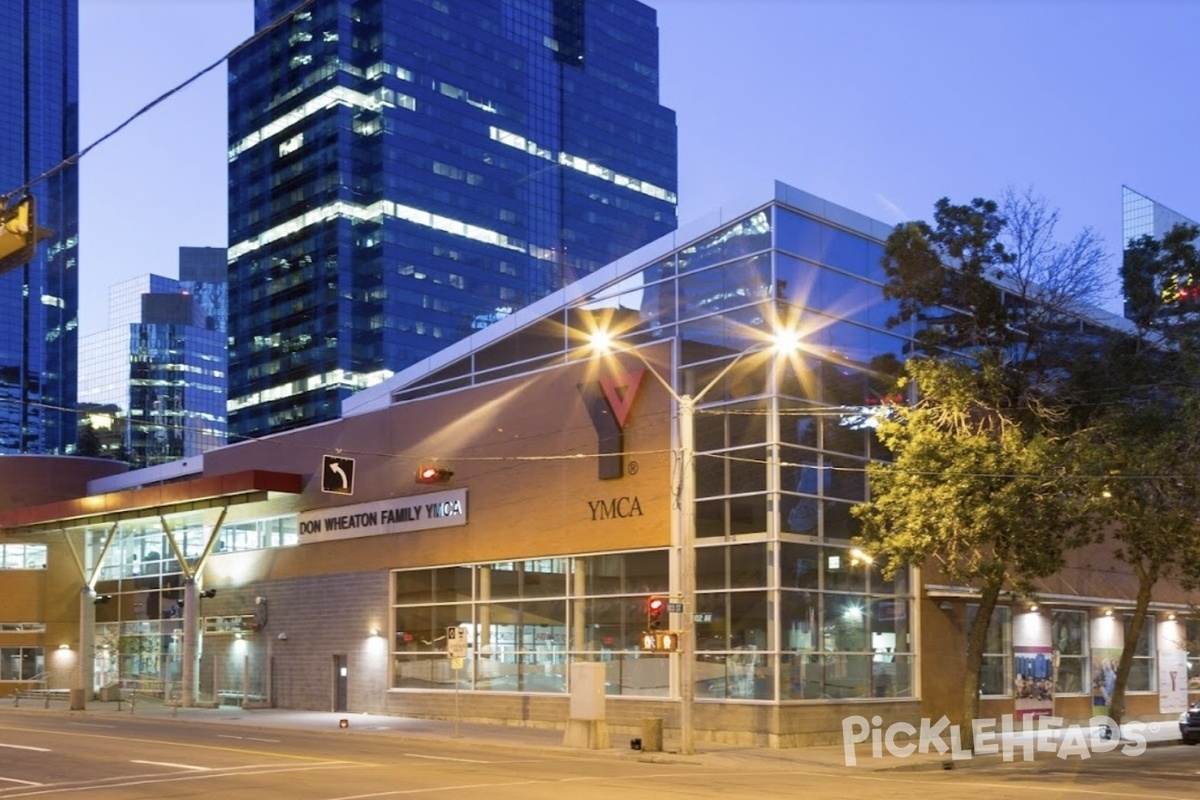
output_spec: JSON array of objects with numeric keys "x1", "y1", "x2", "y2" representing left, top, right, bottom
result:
[
  {"x1": 1104, "y1": 609, "x2": 1114, "y2": 617},
  {"x1": 1168, "y1": 613, "x2": 1177, "y2": 621},
  {"x1": 58, "y1": 643, "x2": 70, "y2": 650},
  {"x1": 1029, "y1": 604, "x2": 1039, "y2": 612},
  {"x1": 93, "y1": 594, "x2": 112, "y2": 605},
  {"x1": 369, "y1": 628, "x2": 380, "y2": 638}
]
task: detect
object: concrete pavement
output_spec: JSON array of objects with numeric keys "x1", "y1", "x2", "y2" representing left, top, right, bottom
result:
[{"x1": 2, "y1": 695, "x2": 1185, "y2": 773}]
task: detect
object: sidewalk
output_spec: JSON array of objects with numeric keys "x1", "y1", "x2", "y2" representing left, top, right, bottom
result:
[{"x1": 3, "y1": 697, "x2": 1183, "y2": 774}]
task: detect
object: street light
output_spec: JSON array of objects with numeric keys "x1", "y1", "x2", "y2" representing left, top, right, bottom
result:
[{"x1": 590, "y1": 327, "x2": 800, "y2": 755}]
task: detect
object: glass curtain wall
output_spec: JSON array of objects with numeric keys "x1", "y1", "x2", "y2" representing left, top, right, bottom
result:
[
  {"x1": 391, "y1": 203, "x2": 918, "y2": 702},
  {"x1": 393, "y1": 551, "x2": 672, "y2": 696},
  {"x1": 79, "y1": 512, "x2": 298, "y2": 699}
]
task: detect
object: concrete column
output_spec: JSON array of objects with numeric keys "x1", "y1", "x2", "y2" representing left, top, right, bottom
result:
[
  {"x1": 182, "y1": 580, "x2": 198, "y2": 706},
  {"x1": 77, "y1": 587, "x2": 96, "y2": 705},
  {"x1": 478, "y1": 566, "x2": 492, "y2": 651},
  {"x1": 573, "y1": 559, "x2": 588, "y2": 655}
]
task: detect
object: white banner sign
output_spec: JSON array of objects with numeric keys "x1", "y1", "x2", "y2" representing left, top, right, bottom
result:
[
  {"x1": 297, "y1": 489, "x2": 467, "y2": 543},
  {"x1": 1159, "y1": 649, "x2": 1190, "y2": 714}
]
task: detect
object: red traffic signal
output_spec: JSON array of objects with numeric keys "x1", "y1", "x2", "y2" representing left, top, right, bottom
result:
[
  {"x1": 415, "y1": 465, "x2": 454, "y2": 484},
  {"x1": 646, "y1": 595, "x2": 666, "y2": 629}
]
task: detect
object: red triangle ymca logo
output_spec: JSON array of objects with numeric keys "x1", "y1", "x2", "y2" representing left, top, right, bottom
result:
[
  {"x1": 598, "y1": 369, "x2": 645, "y2": 429},
  {"x1": 578, "y1": 369, "x2": 646, "y2": 480}
]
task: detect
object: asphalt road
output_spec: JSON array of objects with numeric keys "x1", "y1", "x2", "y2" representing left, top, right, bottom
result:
[{"x1": 0, "y1": 712, "x2": 1197, "y2": 799}]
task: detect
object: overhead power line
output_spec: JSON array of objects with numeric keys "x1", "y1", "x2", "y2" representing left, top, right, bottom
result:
[{"x1": 1, "y1": 0, "x2": 318, "y2": 205}]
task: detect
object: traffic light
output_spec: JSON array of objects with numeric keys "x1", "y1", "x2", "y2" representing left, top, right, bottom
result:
[
  {"x1": 0, "y1": 195, "x2": 52, "y2": 275},
  {"x1": 415, "y1": 465, "x2": 454, "y2": 484},
  {"x1": 639, "y1": 630, "x2": 678, "y2": 652},
  {"x1": 646, "y1": 595, "x2": 666, "y2": 630}
]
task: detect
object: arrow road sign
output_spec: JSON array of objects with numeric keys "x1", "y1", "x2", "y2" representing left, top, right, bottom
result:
[{"x1": 322, "y1": 455, "x2": 355, "y2": 495}]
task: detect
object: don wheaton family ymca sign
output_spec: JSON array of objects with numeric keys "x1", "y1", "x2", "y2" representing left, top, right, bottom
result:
[{"x1": 297, "y1": 489, "x2": 468, "y2": 543}]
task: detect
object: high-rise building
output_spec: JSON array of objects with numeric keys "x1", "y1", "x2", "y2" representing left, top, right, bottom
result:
[
  {"x1": 226, "y1": 0, "x2": 678, "y2": 439},
  {"x1": 1121, "y1": 186, "x2": 1199, "y2": 320},
  {"x1": 0, "y1": 0, "x2": 79, "y2": 453},
  {"x1": 1122, "y1": 185, "x2": 1196, "y2": 247},
  {"x1": 78, "y1": 249, "x2": 228, "y2": 467}
]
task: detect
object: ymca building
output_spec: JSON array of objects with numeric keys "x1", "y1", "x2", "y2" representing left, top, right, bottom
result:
[{"x1": 2, "y1": 183, "x2": 1197, "y2": 747}]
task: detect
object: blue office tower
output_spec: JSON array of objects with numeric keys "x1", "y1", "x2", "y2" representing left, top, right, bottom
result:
[
  {"x1": 227, "y1": 0, "x2": 678, "y2": 438},
  {"x1": 0, "y1": 0, "x2": 79, "y2": 453},
  {"x1": 78, "y1": 249, "x2": 228, "y2": 468}
]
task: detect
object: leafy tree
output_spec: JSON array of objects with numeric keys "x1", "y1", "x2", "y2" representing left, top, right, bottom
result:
[
  {"x1": 1067, "y1": 221, "x2": 1200, "y2": 726},
  {"x1": 856, "y1": 191, "x2": 1108, "y2": 749},
  {"x1": 1084, "y1": 381, "x2": 1200, "y2": 726},
  {"x1": 1121, "y1": 222, "x2": 1200, "y2": 339},
  {"x1": 853, "y1": 358, "x2": 1094, "y2": 747}
]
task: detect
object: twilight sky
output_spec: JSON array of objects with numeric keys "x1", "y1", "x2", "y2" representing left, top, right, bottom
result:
[{"x1": 75, "y1": 0, "x2": 1200, "y2": 336}]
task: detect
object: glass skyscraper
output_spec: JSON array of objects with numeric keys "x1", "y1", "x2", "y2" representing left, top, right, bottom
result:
[
  {"x1": 0, "y1": 0, "x2": 78, "y2": 453},
  {"x1": 1121, "y1": 186, "x2": 1198, "y2": 320},
  {"x1": 1122, "y1": 185, "x2": 1196, "y2": 246},
  {"x1": 226, "y1": 0, "x2": 678, "y2": 439},
  {"x1": 78, "y1": 249, "x2": 228, "y2": 467}
]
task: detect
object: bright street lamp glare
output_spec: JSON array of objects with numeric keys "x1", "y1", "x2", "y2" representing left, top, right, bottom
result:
[
  {"x1": 772, "y1": 328, "x2": 803, "y2": 354},
  {"x1": 589, "y1": 329, "x2": 613, "y2": 354}
]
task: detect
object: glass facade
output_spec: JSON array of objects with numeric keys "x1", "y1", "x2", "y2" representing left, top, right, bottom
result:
[
  {"x1": 1121, "y1": 186, "x2": 1199, "y2": 322},
  {"x1": 1122, "y1": 185, "x2": 1196, "y2": 247},
  {"x1": 381, "y1": 196, "x2": 922, "y2": 702},
  {"x1": 78, "y1": 252, "x2": 228, "y2": 467},
  {"x1": 226, "y1": 0, "x2": 678, "y2": 439},
  {"x1": 0, "y1": 648, "x2": 44, "y2": 682},
  {"x1": 0, "y1": 0, "x2": 79, "y2": 454},
  {"x1": 0, "y1": 543, "x2": 47, "y2": 569},
  {"x1": 81, "y1": 511, "x2": 298, "y2": 696}
]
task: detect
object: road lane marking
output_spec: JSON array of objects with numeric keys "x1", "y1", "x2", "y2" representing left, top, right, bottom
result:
[
  {"x1": 0, "y1": 777, "x2": 42, "y2": 786},
  {"x1": 329, "y1": 780, "x2": 540, "y2": 799},
  {"x1": 0, "y1": 723, "x2": 364, "y2": 763},
  {"x1": 402, "y1": 753, "x2": 490, "y2": 763},
  {"x1": 0, "y1": 743, "x2": 50, "y2": 752},
  {"x1": 218, "y1": 734, "x2": 282, "y2": 743},
  {"x1": 131, "y1": 760, "x2": 211, "y2": 771}
]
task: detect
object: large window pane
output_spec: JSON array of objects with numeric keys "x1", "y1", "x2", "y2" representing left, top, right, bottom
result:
[
  {"x1": 694, "y1": 400, "x2": 768, "y2": 452},
  {"x1": 571, "y1": 595, "x2": 649, "y2": 652},
  {"x1": 592, "y1": 652, "x2": 669, "y2": 697},
  {"x1": 1051, "y1": 610, "x2": 1088, "y2": 695},
  {"x1": 677, "y1": 212, "x2": 771, "y2": 274},
  {"x1": 394, "y1": 603, "x2": 473, "y2": 653},
  {"x1": 695, "y1": 446, "x2": 767, "y2": 499},
  {"x1": 578, "y1": 551, "x2": 669, "y2": 596},
  {"x1": 694, "y1": 646, "x2": 774, "y2": 700},
  {"x1": 696, "y1": 543, "x2": 767, "y2": 592},
  {"x1": 968, "y1": 604, "x2": 1012, "y2": 696},
  {"x1": 678, "y1": 255, "x2": 772, "y2": 318},
  {"x1": 1123, "y1": 614, "x2": 1156, "y2": 692}
]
